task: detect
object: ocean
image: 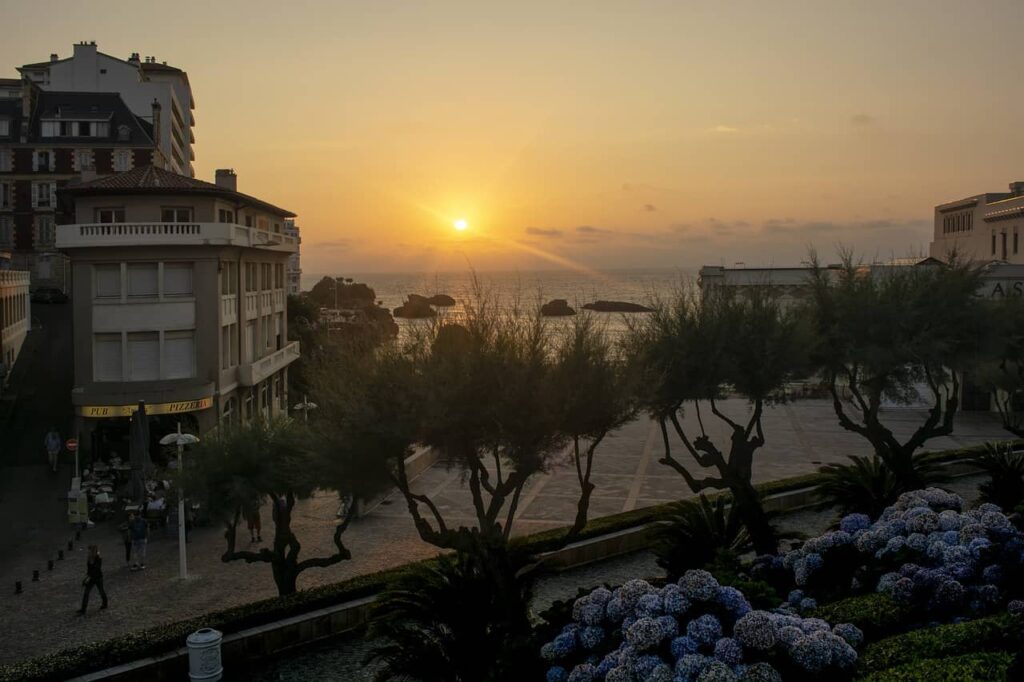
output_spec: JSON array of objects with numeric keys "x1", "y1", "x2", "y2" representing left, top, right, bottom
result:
[{"x1": 311, "y1": 268, "x2": 695, "y2": 338}]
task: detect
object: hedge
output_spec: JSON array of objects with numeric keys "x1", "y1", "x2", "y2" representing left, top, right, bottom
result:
[
  {"x1": 811, "y1": 593, "x2": 912, "y2": 641},
  {"x1": 856, "y1": 652, "x2": 1014, "y2": 681},
  {"x1": 857, "y1": 613, "x2": 1020, "y2": 674},
  {"x1": 2, "y1": 439, "x2": 1016, "y2": 681}
]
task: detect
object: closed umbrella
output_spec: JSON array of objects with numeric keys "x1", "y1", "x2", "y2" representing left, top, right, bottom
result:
[{"x1": 128, "y1": 401, "x2": 149, "y2": 504}]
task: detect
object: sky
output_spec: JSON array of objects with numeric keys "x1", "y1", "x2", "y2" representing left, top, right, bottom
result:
[{"x1": 3, "y1": 0, "x2": 1024, "y2": 275}]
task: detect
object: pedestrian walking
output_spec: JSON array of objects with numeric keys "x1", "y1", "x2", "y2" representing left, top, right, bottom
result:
[
  {"x1": 129, "y1": 512, "x2": 148, "y2": 570},
  {"x1": 245, "y1": 501, "x2": 262, "y2": 543},
  {"x1": 44, "y1": 429, "x2": 61, "y2": 474},
  {"x1": 77, "y1": 545, "x2": 108, "y2": 614},
  {"x1": 119, "y1": 514, "x2": 134, "y2": 566}
]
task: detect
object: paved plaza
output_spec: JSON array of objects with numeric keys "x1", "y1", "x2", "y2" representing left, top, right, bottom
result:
[{"x1": 0, "y1": 398, "x2": 1011, "y2": 665}]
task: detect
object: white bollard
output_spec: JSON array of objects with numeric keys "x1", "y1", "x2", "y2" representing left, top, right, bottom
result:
[{"x1": 186, "y1": 628, "x2": 223, "y2": 681}]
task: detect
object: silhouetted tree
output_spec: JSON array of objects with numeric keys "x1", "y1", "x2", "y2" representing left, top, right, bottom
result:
[
  {"x1": 806, "y1": 253, "x2": 985, "y2": 489},
  {"x1": 628, "y1": 286, "x2": 811, "y2": 554},
  {"x1": 973, "y1": 293, "x2": 1024, "y2": 437}
]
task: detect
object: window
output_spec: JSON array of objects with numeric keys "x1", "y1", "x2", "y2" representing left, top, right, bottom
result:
[
  {"x1": 0, "y1": 150, "x2": 11, "y2": 172},
  {"x1": 275, "y1": 313, "x2": 283, "y2": 350},
  {"x1": 244, "y1": 215, "x2": 253, "y2": 227},
  {"x1": 127, "y1": 263, "x2": 158, "y2": 297},
  {"x1": 257, "y1": 217, "x2": 269, "y2": 231},
  {"x1": 245, "y1": 321, "x2": 256, "y2": 362},
  {"x1": 261, "y1": 263, "x2": 271, "y2": 290},
  {"x1": 40, "y1": 121, "x2": 57, "y2": 138},
  {"x1": 95, "y1": 207, "x2": 125, "y2": 223},
  {"x1": 993, "y1": 232, "x2": 998, "y2": 255},
  {"x1": 1015, "y1": 229, "x2": 1019, "y2": 256},
  {"x1": 244, "y1": 390, "x2": 254, "y2": 420},
  {"x1": 94, "y1": 334, "x2": 123, "y2": 381},
  {"x1": 163, "y1": 263, "x2": 193, "y2": 296},
  {"x1": 163, "y1": 331, "x2": 195, "y2": 379},
  {"x1": 220, "y1": 261, "x2": 237, "y2": 295},
  {"x1": 262, "y1": 315, "x2": 272, "y2": 349},
  {"x1": 274, "y1": 263, "x2": 284, "y2": 289},
  {"x1": 34, "y1": 215, "x2": 55, "y2": 247},
  {"x1": 127, "y1": 332, "x2": 159, "y2": 381},
  {"x1": 222, "y1": 396, "x2": 237, "y2": 424},
  {"x1": 33, "y1": 150, "x2": 53, "y2": 172},
  {"x1": 74, "y1": 149, "x2": 94, "y2": 172},
  {"x1": 94, "y1": 122, "x2": 109, "y2": 137},
  {"x1": 221, "y1": 326, "x2": 232, "y2": 370},
  {"x1": 94, "y1": 264, "x2": 121, "y2": 298},
  {"x1": 32, "y1": 182, "x2": 55, "y2": 208},
  {"x1": 245, "y1": 263, "x2": 257, "y2": 292},
  {"x1": 161, "y1": 207, "x2": 193, "y2": 223},
  {"x1": 0, "y1": 181, "x2": 10, "y2": 209},
  {"x1": 218, "y1": 209, "x2": 235, "y2": 223},
  {"x1": 0, "y1": 119, "x2": 9, "y2": 137},
  {"x1": 113, "y1": 149, "x2": 133, "y2": 172},
  {"x1": 260, "y1": 383, "x2": 269, "y2": 412},
  {"x1": 0, "y1": 216, "x2": 12, "y2": 248}
]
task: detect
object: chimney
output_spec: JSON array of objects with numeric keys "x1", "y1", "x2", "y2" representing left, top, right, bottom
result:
[
  {"x1": 150, "y1": 98, "x2": 161, "y2": 146},
  {"x1": 73, "y1": 42, "x2": 97, "y2": 59},
  {"x1": 128, "y1": 52, "x2": 140, "y2": 64},
  {"x1": 1010, "y1": 182, "x2": 1024, "y2": 197},
  {"x1": 49, "y1": 53, "x2": 59, "y2": 62},
  {"x1": 215, "y1": 169, "x2": 237, "y2": 192}
]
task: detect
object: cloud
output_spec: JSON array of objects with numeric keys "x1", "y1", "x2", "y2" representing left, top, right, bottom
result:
[
  {"x1": 850, "y1": 113, "x2": 876, "y2": 127},
  {"x1": 312, "y1": 239, "x2": 355, "y2": 250},
  {"x1": 644, "y1": 204, "x2": 657, "y2": 212},
  {"x1": 711, "y1": 125, "x2": 739, "y2": 133},
  {"x1": 575, "y1": 225, "x2": 610, "y2": 234},
  {"x1": 525, "y1": 227, "x2": 562, "y2": 238}
]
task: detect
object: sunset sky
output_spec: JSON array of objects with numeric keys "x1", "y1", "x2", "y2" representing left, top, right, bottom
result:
[{"x1": 4, "y1": 0, "x2": 1024, "y2": 276}]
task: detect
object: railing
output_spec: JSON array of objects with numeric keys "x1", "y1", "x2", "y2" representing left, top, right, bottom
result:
[
  {"x1": 221, "y1": 294, "x2": 237, "y2": 323},
  {"x1": 244, "y1": 292, "x2": 259, "y2": 319},
  {"x1": 0, "y1": 270, "x2": 31, "y2": 286},
  {"x1": 238, "y1": 341, "x2": 300, "y2": 386},
  {"x1": 56, "y1": 222, "x2": 299, "y2": 252}
]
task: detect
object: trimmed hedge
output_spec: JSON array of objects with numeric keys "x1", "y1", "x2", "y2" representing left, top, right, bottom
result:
[
  {"x1": 811, "y1": 593, "x2": 912, "y2": 641},
  {"x1": 856, "y1": 652, "x2": 1014, "y2": 681},
  {"x1": 858, "y1": 614, "x2": 1020, "y2": 673},
  {"x1": 2, "y1": 439, "x2": 1016, "y2": 681}
]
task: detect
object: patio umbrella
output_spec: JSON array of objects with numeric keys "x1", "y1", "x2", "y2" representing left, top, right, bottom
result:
[{"x1": 128, "y1": 401, "x2": 150, "y2": 504}]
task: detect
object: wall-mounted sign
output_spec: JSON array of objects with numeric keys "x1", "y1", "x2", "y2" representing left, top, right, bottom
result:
[
  {"x1": 984, "y1": 281, "x2": 1024, "y2": 298},
  {"x1": 77, "y1": 397, "x2": 213, "y2": 418}
]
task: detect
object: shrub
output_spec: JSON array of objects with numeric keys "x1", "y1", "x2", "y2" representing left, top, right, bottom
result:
[
  {"x1": 810, "y1": 593, "x2": 910, "y2": 641},
  {"x1": 857, "y1": 651, "x2": 1013, "y2": 681},
  {"x1": 970, "y1": 443, "x2": 1024, "y2": 511},
  {"x1": 653, "y1": 495, "x2": 751, "y2": 580},
  {"x1": 817, "y1": 455, "x2": 901, "y2": 519}
]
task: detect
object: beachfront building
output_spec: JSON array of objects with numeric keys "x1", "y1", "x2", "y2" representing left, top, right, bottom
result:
[
  {"x1": 0, "y1": 268, "x2": 30, "y2": 375},
  {"x1": 17, "y1": 41, "x2": 195, "y2": 177},
  {"x1": 0, "y1": 78, "x2": 161, "y2": 289},
  {"x1": 284, "y1": 218, "x2": 302, "y2": 295},
  {"x1": 930, "y1": 180, "x2": 1024, "y2": 264},
  {"x1": 56, "y1": 165, "x2": 299, "y2": 455}
]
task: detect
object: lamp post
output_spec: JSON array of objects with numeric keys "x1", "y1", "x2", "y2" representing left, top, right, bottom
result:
[
  {"x1": 292, "y1": 395, "x2": 318, "y2": 423},
  {"x1": 159, "y1": 424, "x2": 200, "y2": 580}
]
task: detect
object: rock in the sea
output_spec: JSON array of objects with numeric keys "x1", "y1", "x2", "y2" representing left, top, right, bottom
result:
[
  {"x1": 394, "y1": 296, "x2": 437, "y2": 318},
  {"x1": 426, "y1": 294, "x2": 455, "y2": 306},
  {"x1": 581, "y1": 300, "x2": 654, "y2": 313},
  {"x1": 541, "y1": 299, "x2": 576, "y2": 316}
]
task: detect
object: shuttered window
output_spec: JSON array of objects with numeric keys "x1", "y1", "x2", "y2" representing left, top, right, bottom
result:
[
  {"x1": 127, "y1": 263, "x2": 158, "y2": 297},
  {"x1": 94, "y1": 264, "x2": 121, "y2": 298},
  {"x1": 164, "y1": 263, "x2": 192, "y2": 296},
  {"x1": 164, "y1": 331, "x2": 195, "y2": 379},
  {"x1": 94, "y1": 334, "x2": 122, "y2": 381},
  {"x1": 127, "y1": 333, "x2": 159, "y2": 381}
]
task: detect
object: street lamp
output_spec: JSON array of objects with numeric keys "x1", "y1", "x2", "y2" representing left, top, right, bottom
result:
[
  {"x1": 292, "y1": 395, "x2": 318, "y2": 422},
  {"x1": 159, "y1": 423, "x2": 200, "y2": 581}
]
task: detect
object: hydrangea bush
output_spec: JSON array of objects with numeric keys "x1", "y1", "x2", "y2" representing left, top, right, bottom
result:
[
  {"x1": 541, "y1": 570, "x2": 862, "y2": 681},
  {"x1": 755, "y1": 489, "x2": 1024, "y2": 622}
]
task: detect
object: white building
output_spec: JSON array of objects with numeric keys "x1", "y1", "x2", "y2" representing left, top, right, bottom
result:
[
  {"x1": 283, "y1": 219, "x2": 302, "y2": 295},
  {"x1": 930, "y1": 181, "x2": 1024, "y2": 264},
  {"x1": 0, "y1": 269, "x2": 30, "y2": 374},
  {"x1": 18, "y1": 42, "x2": 196, "y2": 177}
]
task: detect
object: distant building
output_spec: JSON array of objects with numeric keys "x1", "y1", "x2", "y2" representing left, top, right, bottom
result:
[
  {"x1": 0, "y1": 79, "x2": 162, "y2": 290},
  {"x1": 17, "y1": 41, "x2": 195, "y2": 176},
  {"x1": 57, "y1": 165, "x2": 299, "y2": 451},
  {"x1": 930, "y1": 181, "x2": 1024, "y2": 263},
  {"x1": 0, "y1": 269, "x2": 30, "y2": 374},
  {"x1": 283, "y1": 219, "x2": 301, "y2": 295}
]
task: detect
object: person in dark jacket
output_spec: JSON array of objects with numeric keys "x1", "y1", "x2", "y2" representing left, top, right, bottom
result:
[
  {"x1": 78, "y1": 545, "x2": 108, "y2": 614},
  {"x1": 119, "y1": 514, "x2": 134, "y2": 565}
]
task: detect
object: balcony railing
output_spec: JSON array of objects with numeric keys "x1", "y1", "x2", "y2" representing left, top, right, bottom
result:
[
  {"x1": 238, "y1": 341, "x2": 300, "y2": 387},
  {"x1": 56, "y1": 222, "x2": 300, "y2": 253}
]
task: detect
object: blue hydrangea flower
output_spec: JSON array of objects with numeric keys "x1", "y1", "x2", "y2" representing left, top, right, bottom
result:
[
  {"x1": 675, "y1": 654, "x2": 710, "y2": 680},
  {"x1": 697, "y1": 660, "x2": 738, "y2": 681},
  {"x1": 636, "y1": 593, "x2": 664, "y2": 618},
  {"x1": 604, "y1": 667, "x2": 630, "y2": 682},
  {"x1": 713, "y1": 637, "x2": 743, "y2": 665},
  {"x1": 686, "y1": 614, "x2": 723, "y2": 646},
  {"x1": 567, "y1": 664, "x2": 595, "y2": 682},
  {"x1": 626, "y1": 617, "x2": 665, "y2": 650},
  {"x1": 579, "y1": 625, "x2": 605, "y2": 650},
  {"x1": 671, "y1": 635, "x2": 701, "y2": 659},
  {"x1": 739, "y1": 662, "x2": 782, "y2": 682},
  {"x1": 620, "y1": 579, "x2": 656, "y2": 609},
  {"x1": 577, "y1": 602, "x2": 604, "y2": 626},
  {"x1": 663, "y1": 587, "x2": 691, "y2": 615},
  {"x1": 932, "y1": 579, "x2": 965, "y2": 608},
  {"x1": 605, "y1": 597, "x2": 626, "y2": 623},
  {"x1": 789, "y1": 635, "x2": 832, "y2": 672},
  {"x1": 891, "y1": 577, "x2": 916, "y2": 604},
  {"x1": 777, "y1": 625, "x2": 803, "y2": 647},
  {"x1": 733, "y1": 611, "x2": 778, "y2": 651},
  {"x1": 938, "y1": 510, "x2": 962, "y2": 531},
  {"x1": 832, "y1": 622, "x2": 864, "y2": 648},
  {"x1": 596, "y1": 653, "x2": 618, "y2": 677},
  {"x1": 679, "y1": 569, "x2": 721, "y2": 601},
  {"x1": 546, "y1": 666, "x2": 569, "y2": 682},
  {"x1": 656, "y1": 615, "x2": 679, "y2": 640},
  {"x1": 787, "y1": 589, "x2": 805, "y2": 606},
  {"x1": 717, "y1": 586, "x2": 751, "y2": 616},
  {"x1": 798, "y1": 597, "x2": 818, "y2": 612},
  {"x1": 877, "y1": 572, "x2": 899, "y2": 592},
  {"x1": 906, "y1": 532, "x2": 928, "y2": 552},
  {"x1": 634, "y1": 654, "x2": 663, "y2": 678},
  {"x1": 1008, "y1": 600, "x2": 1024, "y2": 616},
  {"x1": 552, "y1": 631, "x2": 577, "y2": 657},
  {"x1": 589, "y1": 586, "x2": 612, "y2": 605}
]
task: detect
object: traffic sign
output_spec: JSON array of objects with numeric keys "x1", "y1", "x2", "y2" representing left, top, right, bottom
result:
[{"x1": 65, "y1": 439, "x2": 78, "y2": 452}]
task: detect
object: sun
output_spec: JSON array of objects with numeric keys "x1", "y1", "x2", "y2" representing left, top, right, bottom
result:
[{"x1": 453, "y1": 218, "x2": 469, "y2": 231}]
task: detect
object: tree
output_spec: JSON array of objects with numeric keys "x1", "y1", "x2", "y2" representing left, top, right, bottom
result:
[
  {"x1": 186, "y1": 417, "x2": 380, "y2": 595},
  {"x1": 627, "y1": 286, "x2": 811, "y2": 554},
  {"x1": 806, "y1": 254, "x2": 985, "y2": 489},
  {"x1": 973, "y1": 294, "x2": 1024, "y2": 436}
]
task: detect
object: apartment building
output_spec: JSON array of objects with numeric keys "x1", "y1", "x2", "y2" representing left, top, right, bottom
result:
[
  {"x1": 0, "y1": 79, "x2": 161, "y2": 289},
  {"x1": 930, "y1": 180, "x2": 1024, "y2": 263},
  {"x1": 56, "y1": 165, "x2": 299, "y2": 449},
  {"x1": 0, "y1": 268, "x2": 30, "y2": 374},
  {"x1": 18, "y1": 42, "x2": 195, "y2": 176},
  {"x1": 283, "y1": 218, "x2": 302, "y2": 295}
]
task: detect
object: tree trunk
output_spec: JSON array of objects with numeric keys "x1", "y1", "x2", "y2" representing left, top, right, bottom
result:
[
  {"x1": 272, "y1": 559, "x2": 298, "y2": 595},
  {"x1": 729, "y1": 479, "x2": 777, "y2": 555}
]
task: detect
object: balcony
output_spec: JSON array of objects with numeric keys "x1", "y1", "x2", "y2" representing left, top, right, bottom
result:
[
  {"x1": 56, "y1": 223, "x2": 300, "y2": 253},
  {"x1": 238, "y1": 340, "x2": 300, "y2": 386}
]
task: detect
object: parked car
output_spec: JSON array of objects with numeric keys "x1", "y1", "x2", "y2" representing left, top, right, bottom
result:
[{"x1": 30, "y1": 287, "x2": 68, "y2": 304}]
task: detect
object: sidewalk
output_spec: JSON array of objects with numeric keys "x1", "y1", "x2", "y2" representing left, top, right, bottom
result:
[{"x1": 0, "y1": 399, "x2": 1011, "y2": 665}]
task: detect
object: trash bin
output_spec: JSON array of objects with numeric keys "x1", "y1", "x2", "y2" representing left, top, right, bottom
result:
[{"x1": 186, "y1": 628, "x2": 223, "y2": 681}]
